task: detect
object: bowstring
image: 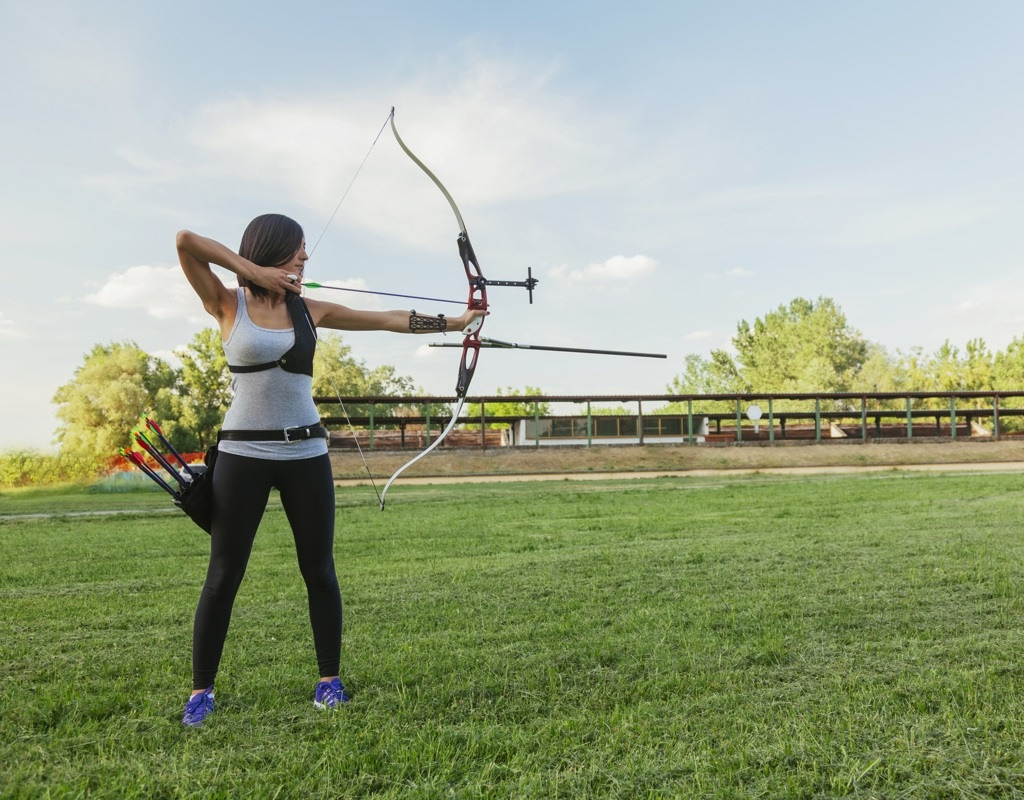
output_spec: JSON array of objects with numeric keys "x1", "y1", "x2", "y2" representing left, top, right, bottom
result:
[
  {"x1": 308, "y1": 109, "x2": 393, "y2": 257},
  {"x1": 299, "y1": 306, "x2": 382, "y2": 504},
  {"x1": 306, "y1": 108, "x2": 395, "y2": 503},
  {"x1": 322, "y1": 356, "x2": 383, "y2": 507}
]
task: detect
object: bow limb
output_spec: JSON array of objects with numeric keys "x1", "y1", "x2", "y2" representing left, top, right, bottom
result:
[
  {"x1": 389, "y1": 108, "x2": 467, "y2": 235},
  {"x1": 380, "y1": 109, "x2": 489, "y2": 508},
  {"x1": 378, "y1": 395, "x2": 466, "y2": 508}
]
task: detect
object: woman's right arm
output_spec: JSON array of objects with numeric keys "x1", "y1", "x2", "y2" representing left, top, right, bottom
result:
[
  {"x1": 176, "y1": 230, "x2": 300, "y2": 321},
  {"x1": 175, "y1": 230, "x2": 247, "y2": 323}
]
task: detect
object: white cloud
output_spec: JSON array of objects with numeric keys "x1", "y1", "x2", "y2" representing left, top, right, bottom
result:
[
  {"x1": 725, "y1": 268, "x2": 753, "y2": 277},
  {"x1": 0, "y1": 312, "x2": 27, "y2": 340},
  {"x1": 155, "y1": 61, "x2": 620, "y2": 253},
  {"x1": 682, "y1": 330, "x2": 712, "y2": 341},
  {"x1": 549, "y1": 255, "x2": 658, "y2": 287},
  {"x1": 82, "y1": 265, "x2": 210, "y2": 323},
  {"x1": 414, "y1": 342, "x2": 450, "y2": 362}
]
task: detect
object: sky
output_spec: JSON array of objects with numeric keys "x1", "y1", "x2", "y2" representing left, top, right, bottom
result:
[{"x1": 2, "y1": 1, "x2": 1023, "y2": 450}]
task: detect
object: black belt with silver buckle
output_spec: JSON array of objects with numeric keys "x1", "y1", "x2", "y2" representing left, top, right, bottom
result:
[{"x1": 218, "y1": 425, "x2": 328, "y2": 443}]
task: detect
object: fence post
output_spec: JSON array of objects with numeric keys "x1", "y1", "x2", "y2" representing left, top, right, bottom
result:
[
  {"x1": 815, "y1": 397, "x2": 821, "y2": 443},
  {"x1": 586, "y1": 401, "x2": 593, "y2": 447},
  {"x1": 480, "y1": 401, "x2": 486, "y2": 450},
  {"x1": 768, "y1": 398, "x2": 775, "y2": 442},
  {"x1": 735, "y1": 398, "x2": 742, "y2": 443},
  {"x1": 950, "y1": 396, "x2": 957, "y2": 439},
  {"x1": 425, "y1": 407, "x2": 431, "y2": 446},
  {"x1": 638, "y1": 400, "x2": 644, "y2": 445},
  {"x1": 994, "y1": 394, "x2": 1001, "y2": 439},
  {"x1": 687, "y1": 399, "x2": 693, "y2": 444},
  {"x1": 860, "y1": 396, "x2": 867, "y2": 442},
  {"x1": 906, "y1": 397, "x2": 913, "y2": 440},
  {"x1": 369, "y1": 404, "x2": 375, "y2": 450},
  {"x1": 534, "y1": 402, "x2": 540, "y2": 449}
]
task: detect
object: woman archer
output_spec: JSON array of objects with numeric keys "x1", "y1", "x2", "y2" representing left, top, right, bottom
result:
[{"x1": 176, "y1": 213, "x2": 483, "y2": 727}]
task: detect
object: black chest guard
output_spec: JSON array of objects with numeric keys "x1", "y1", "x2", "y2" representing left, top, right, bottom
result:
[{"x1": 228, "y1": 292, "x2": 317, "y2": 378}]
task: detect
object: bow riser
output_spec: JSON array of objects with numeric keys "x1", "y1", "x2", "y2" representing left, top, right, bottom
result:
[{"x1": 457, "y1": 341, "x2": 481, "y2": 398}]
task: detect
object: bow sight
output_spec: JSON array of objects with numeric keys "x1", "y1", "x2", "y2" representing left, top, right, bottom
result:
[{"x1": 469, "y1": 267, "x2": 538, "y2": 304}]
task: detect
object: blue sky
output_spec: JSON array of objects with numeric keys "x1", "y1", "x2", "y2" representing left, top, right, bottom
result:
[{"x1": 2, "y1": 1, "x2": 1023, "y2": 450}]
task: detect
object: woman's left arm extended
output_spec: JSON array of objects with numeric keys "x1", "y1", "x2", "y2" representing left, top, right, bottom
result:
[{"x1": 306, "y1": 298, "x2": 485, "y2": 334}]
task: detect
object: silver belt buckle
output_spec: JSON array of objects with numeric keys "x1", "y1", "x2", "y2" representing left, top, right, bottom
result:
[{"x1": 283, "y1": 426, "x2": 304, "y2": 443}]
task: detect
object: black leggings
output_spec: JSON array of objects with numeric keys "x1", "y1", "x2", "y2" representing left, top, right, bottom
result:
[{"x1": 192, "y1": 451, "x2": 340, "y2": 689}]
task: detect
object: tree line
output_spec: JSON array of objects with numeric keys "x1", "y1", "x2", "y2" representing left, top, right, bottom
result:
[
  {"x1": 36, "y1": 295, "x2": 1024, "y2": 473},
  {"x1": 666, "y1": 297, "x2": 1024, "y2": 415},
  {"x1": 48, "y1": 329, "x2": 430, "y2": 470}
]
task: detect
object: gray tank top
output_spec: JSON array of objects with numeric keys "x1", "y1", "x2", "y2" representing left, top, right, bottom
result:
[{"x1": 219, "y1": 289, "x2": 327, "y2": 460}]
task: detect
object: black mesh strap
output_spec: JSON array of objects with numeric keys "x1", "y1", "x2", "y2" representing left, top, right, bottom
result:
[
  {"x1": 218, "y1": 425, "x2": 328, "y2": 443},
  {"x1": 409, "y1": 311, "x2": 447, "y2": 332}
]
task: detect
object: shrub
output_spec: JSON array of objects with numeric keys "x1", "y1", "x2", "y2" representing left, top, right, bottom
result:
[{"x1": 0, "y1": 450, "x2": 104, "y2": 488}]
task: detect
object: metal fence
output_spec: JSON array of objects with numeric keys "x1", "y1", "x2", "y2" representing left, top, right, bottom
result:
[{"x1": 313, "y1": 391, "x2": 1024, "y2": 450}]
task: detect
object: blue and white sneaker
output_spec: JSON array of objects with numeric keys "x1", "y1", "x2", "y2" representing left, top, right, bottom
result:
[
  {"x1": 314, "y1": 678, "x2": 350, "y2": 709},
  {"x1": 182, "y1": 687, "x2": 214, "y2": 727}
]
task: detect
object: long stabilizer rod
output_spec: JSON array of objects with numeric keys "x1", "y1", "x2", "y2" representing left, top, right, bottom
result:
[{"x1": 428, "y1": 337, "x2": 667, "y2": 359}]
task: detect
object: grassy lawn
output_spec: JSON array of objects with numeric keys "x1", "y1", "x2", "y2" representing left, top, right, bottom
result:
[{"x1": 3, "y1": 471, "x2": 1024, "y2": 798}]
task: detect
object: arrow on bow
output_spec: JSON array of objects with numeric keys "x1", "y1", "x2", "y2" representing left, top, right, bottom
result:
[{"x1": 301, "y1": 282, "x2": 466, "y2": 306}]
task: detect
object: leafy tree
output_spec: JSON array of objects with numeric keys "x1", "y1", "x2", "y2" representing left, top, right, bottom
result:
[
  {"x1": 732, "y1": 297, "x2": 869, "y2": 394},
  {"x1": 661, "y1": 352, "x2": 742, "y2": 414},
  {"x1": 892, "y1": 347, "x2": 930, "y2": 396},
  {"x1": 172, "y1": 327, "x2": 232, "y2": 449},
  {"x1": 312, "y1": 333, "x2": 446, "y2": 421},
  {"x1": 993, "y1": 335, "x2": 1024, "y2": 389},
  {"x1": 888, "y1": 339, "x2": 993, "y2": 409},
  {"x1": 668, "y1": 353, "x2": 743, "y2": 395},
  {"x1": 930, "y1": 341, "x2": 967, "y2": 392},
  {"x1": 665, "y1": 297, "x2": 870, "y2": 414},
  {"x1": 0, "y1": 450, "x2": 102, "y2": 487},
  {"x1": 52, "y1": 342, "x2": 178, "y2": 467},
  {"x1": 961, "y1": 338, "x2": 994, "y2": 393},
  {"x1": 849, "y1": 344, "x2": 901, "y2": 392},
  {"x1": 465, "y1": 386, "x2": 549, "y2": 430}
]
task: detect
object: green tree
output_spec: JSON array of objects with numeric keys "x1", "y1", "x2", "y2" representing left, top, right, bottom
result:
[
  {"x1": 661, "y1": 352, "x2": 741, "y2": 414},
  {"x1": 893, "y1": 346, "x2": 930, "y2": 395},
  {"x1": 930, "y1": 341, "x2": 965, "y2": 392},
  {"x1": 465, "y1": 386, "x2": 549, "y2": 430},
  {"x1": 961, "y1": 338, "x2": 994, "y2": 393},
  {"x1": 849, "y1": 344, "x2": 901, "y2": 392},
  {"x1": 890, "y1": 339, "x2": 993, "y2": 409},
  {"x1": 733, "y1": 297, "x2": 869, "y2": 394},
  {"x1": 312, "y1": 333, "x2": 446, "y2": 420},
  {"x1": 993, "y1": 335, "x2": 1024, "y2": 389},
  {"x1": 665, "y1": 297, "x2": 871, "y2": 415},
  {"x1": 668, "y1": 352, "x2": 742, "y2": 395},
  {"x1": 52, "y1": 341, "x2": 178, "y2": 467},
  {"x1": 993, "y1": 335, "x2": 1024, "y2": 432},
  {"x1": 172, "y1": 327, "x2": 232, "y2": 449}
]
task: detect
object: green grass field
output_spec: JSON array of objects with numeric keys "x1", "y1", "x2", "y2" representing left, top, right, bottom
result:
[{"x1": 3, "y1": 470, "x2": 1024, "y2": 799}]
